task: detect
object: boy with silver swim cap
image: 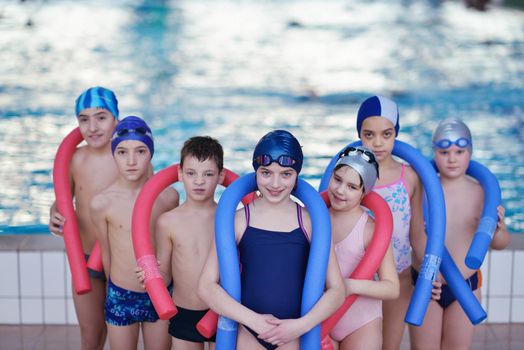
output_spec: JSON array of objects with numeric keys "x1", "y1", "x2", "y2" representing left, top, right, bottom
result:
[
  {"x1": 409, "y1": 118, "x2": 510, "y2": 350},
  {"x1": 334, "y1": 146, "x2": 379, "y2": 194},
  {"x1": 432, "y1": 118, "x2": 472, "y2": 152}
]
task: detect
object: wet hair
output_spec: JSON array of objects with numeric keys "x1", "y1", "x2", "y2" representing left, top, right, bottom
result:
[{"x1": 180, "y1": 136, "x2": 224, "y2": 171}]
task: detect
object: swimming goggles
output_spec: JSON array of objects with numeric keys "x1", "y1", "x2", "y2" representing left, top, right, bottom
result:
[
  {"x1": 339, "y1": 147, "x2": 380, "y2": 177},
  {"x1": 433, "y1": 137, "x2": 470, "y2": 149},
  {"x1": 112, "y1": 126, "x2": 152, "y2": 140},
  {"x1": 254, "y1": 154, "x2": 297, "y2": 168}
]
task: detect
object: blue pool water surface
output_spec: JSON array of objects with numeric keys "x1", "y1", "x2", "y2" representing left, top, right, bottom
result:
[{"x1": 0, "y1": 0, "x2": 523, "y2": 234}]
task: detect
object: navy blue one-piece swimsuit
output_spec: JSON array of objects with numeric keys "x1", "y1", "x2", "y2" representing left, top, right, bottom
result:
[{"x1": 239, "y1": 203, "x2": 310, "y2": 349}]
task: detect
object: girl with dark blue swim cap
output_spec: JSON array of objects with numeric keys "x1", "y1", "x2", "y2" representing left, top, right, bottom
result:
[{"x1": 199, "y1": 130, "x2": 344, "y2": 350}]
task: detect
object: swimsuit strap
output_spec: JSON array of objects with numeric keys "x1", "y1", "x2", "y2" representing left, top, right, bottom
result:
[
  {"x1": 296, "y1": 203, "x2": 310, "y2": 242},
  {"x1": 400, "y1": 163, "x2": 406, "y2": 180},
  {"x1": 244, "y1": 204, "x2": 250, "y2": 225}
]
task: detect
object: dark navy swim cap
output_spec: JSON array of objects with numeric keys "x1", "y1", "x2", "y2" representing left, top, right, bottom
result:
[
  {"x1": 252, "y1": 130, "x2": 303, "y2": 174},
  {"x1": 356, "y1": 95, "x2": 400, "y2": 137},
  {"x1": 75, "y1": 86, "x2": 119, "y2": 119},
  {"x1": 111, "y1": 116, "x2": 154, "y2": 157}
]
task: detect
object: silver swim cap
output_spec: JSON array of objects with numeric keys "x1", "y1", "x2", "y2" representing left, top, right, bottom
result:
[
  {"x1": 334, "y1": 146, "x2": 379, "y2": 195},
  {"x1": 432, "y1": 118, "x2": 472, "y2": 152}
]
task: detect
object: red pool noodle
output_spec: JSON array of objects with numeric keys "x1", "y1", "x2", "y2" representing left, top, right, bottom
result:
[
  {"x1": 133, "y1": 164, "x2": 255, "y2": 321},
  {"x1": 319, "y1": 191, "x2": 393, "y2": 350},
  {"x1": 53, "y1": 127, "x2": 91, "y2": 294},
  {"x1": 86, "y1": 242, "x2": 103, "y2": 272}
]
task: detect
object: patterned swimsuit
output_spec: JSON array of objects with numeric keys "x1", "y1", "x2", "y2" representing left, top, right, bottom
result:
[{"x1": 373, "y1": 164, "x2": 412, "y2": 273}]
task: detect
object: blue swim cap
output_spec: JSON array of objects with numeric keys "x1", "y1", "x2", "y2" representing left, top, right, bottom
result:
[
  {"x1": 75, "y1": 86, "x2": 119, "y2": 119},
  {"x1": 356, "y1": 95, "x2": 400, "y2": 137},
  {"x1": 252, "y1": 130, "x2": 303, "y2": 174},
  {"x1": 111, "y1": 116, "x2": 154, "y2": 157}
]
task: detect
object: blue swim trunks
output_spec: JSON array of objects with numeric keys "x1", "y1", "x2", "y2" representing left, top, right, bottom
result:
[{"x1": 105, "y1": 277, "x2": 160, "y2": 326}]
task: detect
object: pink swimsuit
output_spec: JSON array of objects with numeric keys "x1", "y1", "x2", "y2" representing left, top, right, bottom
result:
[
  {"x1": 373, "y1": 164, "x2": 412, "y2": 273},
  {"x1": 331, "y1": 212, "x2": 382, "y2": 341}
]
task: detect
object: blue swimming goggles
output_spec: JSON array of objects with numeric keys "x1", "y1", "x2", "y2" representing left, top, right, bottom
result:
[
  {"x1": 433, "y1": 137, "x2": 471, "y2": 149},
  {"x1": 254, "y1": 154, "x2": 297, "y2": 168},
  {"x1": 112, "y1": 126, "x2": 152, "y2": 140}
]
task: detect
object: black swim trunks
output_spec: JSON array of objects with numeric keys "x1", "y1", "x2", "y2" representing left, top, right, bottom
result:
[{"x1": 169, "y1": 306, "x2": 216, "y2": 343}]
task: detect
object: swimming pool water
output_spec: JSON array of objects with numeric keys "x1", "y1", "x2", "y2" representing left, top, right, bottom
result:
[{"x1": 0, "y1": 0, "x2": 523, "y2": 234}]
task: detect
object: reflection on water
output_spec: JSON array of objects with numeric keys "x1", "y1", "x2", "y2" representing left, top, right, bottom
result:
[{"x1": 0, "y1": 0, "x2": 523, "y2": 232}]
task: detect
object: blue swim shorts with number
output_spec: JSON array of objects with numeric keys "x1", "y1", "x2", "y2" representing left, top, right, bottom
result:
[{"x1": 105, "y1": 277, "x2": 160, "y2": 326}]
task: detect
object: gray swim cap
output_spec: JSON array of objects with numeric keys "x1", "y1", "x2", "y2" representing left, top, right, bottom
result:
[
  {"x1": 432, "y1": 118, "x2": 472, "y2": 152},
  {"x1": 334, "y1": 146, "x2": 379, "y2": 195}
]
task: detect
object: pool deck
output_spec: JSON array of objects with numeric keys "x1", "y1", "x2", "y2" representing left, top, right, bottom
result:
[{"x1": 1, "y1": 323, "x2": 524, "y2": 349}]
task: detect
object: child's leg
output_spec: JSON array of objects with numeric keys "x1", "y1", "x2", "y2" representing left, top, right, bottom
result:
[
  {"x1": 339, "y1": 318, "x2": 382, "y2": 350},
  {"x1": 171, "y1": 337, "x2": 205, "y2": 350},
  {"x1": 408, "y1": 300, "x2": 443, "y2": 350},
  {"x1": 440, "y1": 289, "x2": 479, "y2": 350},
  {"x1": 72, "y1": 276, "x2": 107, "y2": 350},
  {"x1": 107, "y1": 323, "x2": 140, "y2": 350},
  {"x1": 142, "y1": 319, "x2": 171, "y2": 350},
  {"x1": 382, "y1": 268, "x2": 411, "y2": 350},
  {"x1": 237, "y1": 325, "x2": 270, "y2": 350}
]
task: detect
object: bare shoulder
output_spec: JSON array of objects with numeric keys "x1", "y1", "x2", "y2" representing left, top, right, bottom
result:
[
  {"x1": 363, "y1": 215, "x2": 375, "y2": 247},
  {"x1": 156, "y1": 207, "x2": 180, "y2": 236},
  {"x1": 158, "y1": 186, "x2": 180, "y2": 210},
  {"x1": 70, "y1": 145, "x2": 89, "y2": 171},
  {"x1": 90, "y1": 187, "x2": 112, "y2": 214},
  {"x1": 403, "y1": 164, "x2": 421, "y2": 195}
]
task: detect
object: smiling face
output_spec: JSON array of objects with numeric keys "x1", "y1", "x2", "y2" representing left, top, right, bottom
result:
[
  {"x1": 113, "y1": 140, "x2": 151, "y2": 182},
  {"x1": 256, "y1": 162, "x2": 298, "y2": 204},
  {"x1": 360, "y1": 116, "x2": 396, "y2": 162},
  {"x1": 77, "y1": 107, "x2": 118, "y2": 149},
  {"x1": 179, "y1": 155, "x2": 223, "y2": 202},
  {"x1": 327, "y1": 165, "x2": 365, "y2": 212},
  {"x1": 434, "y1": 145, "x2": 471, "y2": 180}
]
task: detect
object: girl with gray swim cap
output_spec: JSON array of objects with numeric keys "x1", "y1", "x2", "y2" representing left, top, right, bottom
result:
[{"x1": 326, "y1": 146, "x2": 399, "y2": 350}]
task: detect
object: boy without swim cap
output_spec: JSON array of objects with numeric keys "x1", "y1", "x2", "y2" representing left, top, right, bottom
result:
[
  {"x1": 356, "y1": 95, "x2": 400, "y2": 137},
  {"x1": 111, "y1": 116, "x2": 154, "y2": 157},
  {"x1": 335, "y1": 146, "x2": 379, "y2": 194},
  {"x1": 432, "y1": 118, "x2": 472, "y2": 152},
  {"x1": 252, "y1": 130, "x2": 303, "y2": 174},
  {"x1": 75, "y1": 86, "x2": 119, "y2": 119}
]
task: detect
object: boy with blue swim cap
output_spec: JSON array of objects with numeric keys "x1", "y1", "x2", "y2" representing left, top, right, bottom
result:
[
  {"x1": 409, "y1": 118, "x2": 510, "y2": 350},
  {"x1": 49, "y1": 86, "x2": 120, "y2": 349},
  {"x1": 91, "y1": 116, "x2": 179, "y2": 350}
]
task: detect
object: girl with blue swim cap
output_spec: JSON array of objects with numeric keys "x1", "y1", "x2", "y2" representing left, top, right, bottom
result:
[
  {"x1": 356, "y1": 95, "x2": 426, "y2": 350},
  {"x1": 49, "y1": 86, "x2": 121, "y2": 349},
  {"x1": 199, "y1": 130, "x2": 344, "y2": 350},
  {"x1": 409, "y1": 118, "x2": 510, "y2": 350},
  {"x1": 91, "y1": 115, "x2": 179, "y2": 350}
]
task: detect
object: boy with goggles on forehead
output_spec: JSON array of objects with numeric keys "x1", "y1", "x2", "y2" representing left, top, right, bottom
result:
[
  {"x1": 49, "y1": 86, "x2": 120, "y2": 349},
  {"x1": 199, "y1": 130, "x2": 344, "y2": 350},
  {"x1": 409, "y1": 118, "x2": 510, "y2": 350},
  {"x1": 90, "y1": 116, "x2": 179, "y2": 350}
]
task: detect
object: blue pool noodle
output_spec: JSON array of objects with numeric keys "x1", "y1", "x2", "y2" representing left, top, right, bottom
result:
[
  {"x1": 319, "y1": 140, "x2": 446, "y2": 326},
  {"x1": 215, "y1": 173, "x2": 331, "y2": 350},
  {"x1": 464, "y1": 161, "x2": 501, "y2": 269}
]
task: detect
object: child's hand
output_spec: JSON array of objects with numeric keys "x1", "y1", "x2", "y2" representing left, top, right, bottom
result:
[
  {"x1": 431, "y1": 280, "x2": 442, "y2": 301},
  {"x1": 251, "y1": 314, "x2": 278, "y2": 336},
  {"x1": 49, "y1": 209, "x2": 65, "y2": 237},
  {"x1": 258, "y1": 318, "x2": 306, "y2": 347},
  {"x1": 135, "y1": 266, "x2": 146, "y2": 289},
  {"x1": 496, "y1": 205, "x2": 508, "y2": 233}
]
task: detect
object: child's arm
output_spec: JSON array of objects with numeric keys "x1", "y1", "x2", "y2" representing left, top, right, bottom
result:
[
  {"x1": 155, "y1": 213, "x2": 174, "y2": 285},
  {"x1": 345, "y1": 243, "x2": 399, "y2": 300},
  {"x1": 197, "y1": 235, "x2": 277, "y2": 335},
  {"x1": 259, "y1": 242, "x2": 345, "y2": 347},
  {"x1": 89, "y1": 195, "x2": 111, "y2": 277},
  {"x1": 490, "y1": 205, "x2": 511, "y2": 250}
]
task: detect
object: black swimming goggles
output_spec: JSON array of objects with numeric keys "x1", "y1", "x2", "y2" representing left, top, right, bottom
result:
[
  {"x1": 339, "y1": 146, "x2": 380, "y2": 177},
  {"x1": 254, "y1": 154, "x2": 297, "y2": 168},
  {"x1": 433, "y1": 138, "x2": 470, "y2": 149}
]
